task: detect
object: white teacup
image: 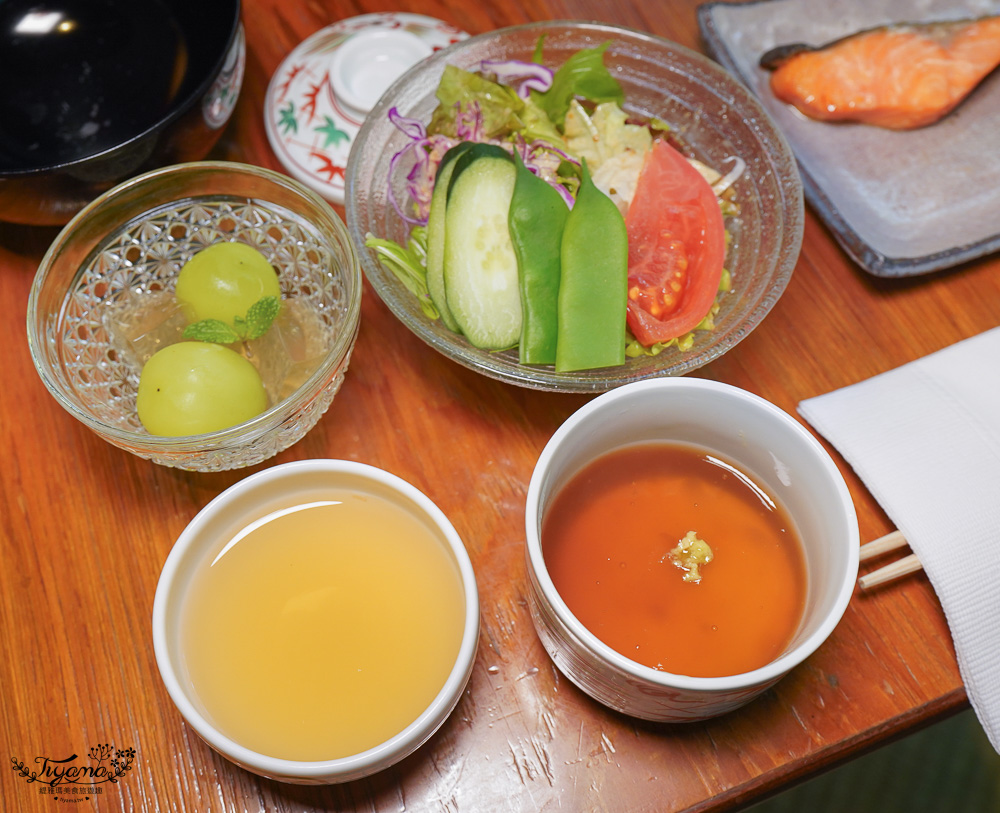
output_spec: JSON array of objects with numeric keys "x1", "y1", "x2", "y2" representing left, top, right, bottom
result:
[
  {"x1": 524, "y1": 378, "x2": 858, "y2": 722},
  {"x1": 153, "y1": 459, "x2": 479, "y2": 783}
]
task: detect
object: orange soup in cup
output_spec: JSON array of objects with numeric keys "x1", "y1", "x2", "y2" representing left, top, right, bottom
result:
[{"x1": 542, "y1": 442, "x2": 806, "y2": 678}]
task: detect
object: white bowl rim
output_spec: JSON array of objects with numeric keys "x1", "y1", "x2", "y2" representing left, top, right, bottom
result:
[
  {"x1": 525, "y1": 377, "x2": 859, "y2": 692},
  {"x1": 151, "y1": 458, "x2": 480, "y2": 779}
]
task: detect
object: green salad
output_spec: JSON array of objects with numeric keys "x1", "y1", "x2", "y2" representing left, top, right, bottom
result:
[{"x1": 365, "y1": 40, "x2": 743, "y2": 372}]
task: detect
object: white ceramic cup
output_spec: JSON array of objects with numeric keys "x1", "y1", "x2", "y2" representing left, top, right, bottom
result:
[
  {"x1": 152, "y1": 459, "x2": 480, "y2": 783},
  {"x1": 524, "y1": 377, "x2": 858, "y2": 722}
]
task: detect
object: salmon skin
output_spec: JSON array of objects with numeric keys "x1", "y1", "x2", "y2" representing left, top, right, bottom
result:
[{"x1": 760, "y1": 15, "x2": 1000, "y2": 129}]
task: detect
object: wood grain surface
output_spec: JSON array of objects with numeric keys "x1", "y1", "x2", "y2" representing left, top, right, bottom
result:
[{"x1": 3, "y1": 1, "x2": 993, "y2": 811}]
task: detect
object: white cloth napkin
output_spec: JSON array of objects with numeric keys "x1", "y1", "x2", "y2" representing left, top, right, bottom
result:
[{"x1": 798, "y1": 327, "x2": 1000, "y2": 753}]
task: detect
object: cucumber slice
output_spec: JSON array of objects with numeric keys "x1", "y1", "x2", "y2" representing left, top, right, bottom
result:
[
  {"x1": 426, "y1": 142, "x2": 472, "y2": 333},
  {"x1": 443, "y1": 146, "x2": 522, "y2": 349}
]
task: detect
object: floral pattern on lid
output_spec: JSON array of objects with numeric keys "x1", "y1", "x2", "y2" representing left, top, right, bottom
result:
[{"x1": 264, "y1": 13, "x2": 468, "y2": 205}]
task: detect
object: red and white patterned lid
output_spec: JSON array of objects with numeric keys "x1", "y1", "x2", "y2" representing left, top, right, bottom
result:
[{"x1": 264, "y1": 13, "x2": 467, "y2": 205}]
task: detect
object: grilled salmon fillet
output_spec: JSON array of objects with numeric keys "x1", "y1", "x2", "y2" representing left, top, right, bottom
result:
[{"x1": 760, "y1": 15, "x2": 1000, "y2": 129}]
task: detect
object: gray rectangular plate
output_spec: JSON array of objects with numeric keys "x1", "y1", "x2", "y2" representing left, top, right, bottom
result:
[{"x1": 698, "y1": 0, "x2": 1000, "y2": 277}]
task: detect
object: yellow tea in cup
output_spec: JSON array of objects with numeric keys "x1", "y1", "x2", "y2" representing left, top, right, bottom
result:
[{"x1": 178, "y1": 490, "x2": 467, "y2": 762}]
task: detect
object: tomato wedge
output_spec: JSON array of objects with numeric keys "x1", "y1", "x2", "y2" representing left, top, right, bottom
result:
[{"x1": 624, "y1": 139, "x2": 726, "y2": 346}]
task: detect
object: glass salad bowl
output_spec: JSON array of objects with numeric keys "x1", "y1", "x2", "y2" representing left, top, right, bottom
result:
[{"x1": 345, "y1": 20, "x2": 804, "y2": 393}]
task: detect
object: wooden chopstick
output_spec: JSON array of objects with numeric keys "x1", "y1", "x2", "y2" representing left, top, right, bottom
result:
[
  {"x1": 858, "y1": 553, "x2": 923, "y2": 590},
  {"x1": 857, "y1": 530, "x2": 924, "y2": 590},
  {"x1": 859, "y1": 529, "x2": 907, "y2": 561}
]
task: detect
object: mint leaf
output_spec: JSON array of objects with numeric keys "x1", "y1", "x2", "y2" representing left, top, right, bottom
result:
[
  {"x1": 244, "y1": 296, "x2": 281, "y2": 340},
  {"x1": 181, "y1": 297, "x2": 281, "y2": 345},
  {"x1": 183, "y1": 319, "x2": 241, "y2": 343}
]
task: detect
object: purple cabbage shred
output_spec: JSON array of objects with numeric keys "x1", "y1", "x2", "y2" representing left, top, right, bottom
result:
[
  {"x1": 478, "y1": 59, "x2": 554, "y2": 99},
  {"x1": 385, "y1": 96, "x2": 579, "y2": 223}
]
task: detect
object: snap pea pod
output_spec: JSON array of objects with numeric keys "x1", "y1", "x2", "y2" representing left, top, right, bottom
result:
[
  {"x1": 556, "y1": 160, "x2": 628, "y2": 372},
  {"x1": 508, "y1": 151, "x2": 569, "y2": 365}
]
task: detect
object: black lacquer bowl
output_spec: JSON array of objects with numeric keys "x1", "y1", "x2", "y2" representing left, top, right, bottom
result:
[{"x1": 0, "y1": 0, "x2": 244, "y2": 225}]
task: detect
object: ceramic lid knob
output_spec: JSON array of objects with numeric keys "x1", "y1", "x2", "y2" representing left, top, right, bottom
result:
[{"x1": 329, "y1": 29, "x2": 433, "y2": 117}]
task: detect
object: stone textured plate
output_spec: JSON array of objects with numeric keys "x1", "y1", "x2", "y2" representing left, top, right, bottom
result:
[{"x1": 699, "y1": 0, "x2": 1000, "y2": 277}]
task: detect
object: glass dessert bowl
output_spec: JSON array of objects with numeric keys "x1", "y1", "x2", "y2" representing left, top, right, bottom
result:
[{"x1": 27, "y1": 161, "x2": 362, "y2": 472}]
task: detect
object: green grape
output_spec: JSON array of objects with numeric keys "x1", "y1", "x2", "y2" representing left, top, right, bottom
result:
[
  {"x1": 137, "y1": 342, "x2": 268, "y2": 436},
  {"x1": 175, "y1": 242, "x2": 281, "y2": 328}
]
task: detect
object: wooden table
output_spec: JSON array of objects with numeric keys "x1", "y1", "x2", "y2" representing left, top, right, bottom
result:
[{"x1": 3, "y1": 1, "x2": 994, "y2": 811}]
